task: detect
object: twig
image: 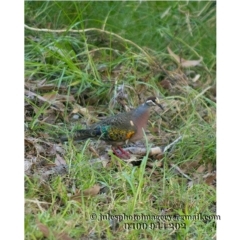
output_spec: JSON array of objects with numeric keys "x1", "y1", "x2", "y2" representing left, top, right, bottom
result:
[
  {"x1": 170, "y1": 163, "x2": 192, "y2": 181},
  {"x1": 163, "y1": 136, "x2": 182, "y2": 153},
  {"x1": 24, "y1": 24, "x2": 156, "y2": 65},
  {"x1": 124, "y1": 146, "x2": 164, "y2": 156}
]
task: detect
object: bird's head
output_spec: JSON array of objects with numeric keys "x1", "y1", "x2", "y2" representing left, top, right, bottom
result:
[{"x1": 145, "y1": 96, "x2": 164, "y2": 110}]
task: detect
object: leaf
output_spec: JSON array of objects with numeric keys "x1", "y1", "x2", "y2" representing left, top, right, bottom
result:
[
  {"x1": 56, "y1": 94, "x2": 75, "y2": 102},
  {"x1": 25, "y1": 89, "x2": 52, "y2": 103},
  {"x1": 83, "y1": 184, "x2": 101, "y2": 197},
  {"x1": 160, "y1": 79, "x2": 172, "y2": 90},
  {"x1": 196, "y1": 165, "x2": 206, "y2": 173},
  {"x1": 71, "y1": 184, "x2": 101, "y2": 201},
  {"x1": 51, "y1": 101, "x2": 65, "y2": 112},
  {"x1": 42, "y1": 109, "x2": 58, "y2": 124},
  {"x1": 56, "y1": 232, "x2": 73, "y2": 240},
  {"x1": 43, "y1": 91, "x2": 58, "y2": 102},
  {"x1": 25, "y1": 79, "x2": 46, "y2": 90},
  {"x1": 207, "y1": 163, "x2": 213, "y2": 173},
  {"x1": 72, "y1": 104, "x2": 89, "y2": 115},
  {"x1": 71, "y1": 103, "x2": 99, "y2": 122},
  {"x1": 191, "y1": 74, "x2": 201, "y2": 82},
  {"x1": 37, "y1": 220, "x2": 73, "y2": 240},
  {"x1": 181, "y1": 58, "x2": 203, "y2": 68},
  {"x1": 25, "y1": 78, "x2": 67, "y2": 91},
  {"x1": 37, "y1": 221, "x2": 50, "y2": 238},
  {"x1": 25, "y1": 137, "x2": 45, "y2": 154},
  {"x1": 203, "y1": 172, "x2": 216, "y2": 186},
  {"x1": 55, "y1": 154, "x2": 66, "y2": 166},
  {"x1": 56, "y1": 145, "x2": 66, "y2": 154},
  {"x1": 25, "y1": 89, "x2": 75, "y2": 106},
  {"x1": 167, "y1": 46, "x2": 202, "y2": 67},
  {"x1": 25, "y1": 160, "x2": 33, "y2": 173}
]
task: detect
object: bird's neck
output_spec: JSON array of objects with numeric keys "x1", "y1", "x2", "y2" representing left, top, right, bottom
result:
[{"x1": 132, "y1": 104, "x2": 151, "y2": 129}]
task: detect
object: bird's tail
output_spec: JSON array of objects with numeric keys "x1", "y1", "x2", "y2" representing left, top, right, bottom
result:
[{"x1": 60, "y1": 129, "x2": 100, "y2": 142}]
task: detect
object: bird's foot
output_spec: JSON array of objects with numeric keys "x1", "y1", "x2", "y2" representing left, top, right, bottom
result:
[{"x1": 112, "y1": 146, "x2": 131, "y2": 160}]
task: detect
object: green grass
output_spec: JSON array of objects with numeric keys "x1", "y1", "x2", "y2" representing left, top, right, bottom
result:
[{"x1": 25, "y1": 1, "x2": 216, "y2": 239}]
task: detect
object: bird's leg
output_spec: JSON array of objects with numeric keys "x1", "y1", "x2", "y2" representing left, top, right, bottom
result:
[
  {"x1": 112, "y1": 146, "x2": 130, "y2": 159},
  {"x1": 117, "y1": 146, "x2": 131, "y2": 159}
]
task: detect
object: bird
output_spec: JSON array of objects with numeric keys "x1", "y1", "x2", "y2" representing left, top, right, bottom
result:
[{"x1": 61, "y1": 96, "x2": 164, "y2": 159}]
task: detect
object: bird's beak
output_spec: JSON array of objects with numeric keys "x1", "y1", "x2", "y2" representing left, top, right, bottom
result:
[{"x1": 155, "y1": 98, "x2": 164, "y2": 110}]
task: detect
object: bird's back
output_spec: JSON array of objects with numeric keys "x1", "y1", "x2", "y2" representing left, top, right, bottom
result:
[{"x1": 67, "y1": 110, "x2": 137, "y2": 145}]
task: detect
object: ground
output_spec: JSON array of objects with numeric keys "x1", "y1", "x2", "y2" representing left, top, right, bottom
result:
[{"x1": 25, "y1": 2, "x2": 216, "y2": 239}]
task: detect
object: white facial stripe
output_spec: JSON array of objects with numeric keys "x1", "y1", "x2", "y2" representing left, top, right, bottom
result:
[{"x1": 146, "y1": 100, "x2": 156, "y2": 106}]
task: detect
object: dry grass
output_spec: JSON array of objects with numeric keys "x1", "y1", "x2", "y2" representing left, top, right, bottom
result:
[{"x1": 25, "y1": 2, "x2": 216, "y2": 239}]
